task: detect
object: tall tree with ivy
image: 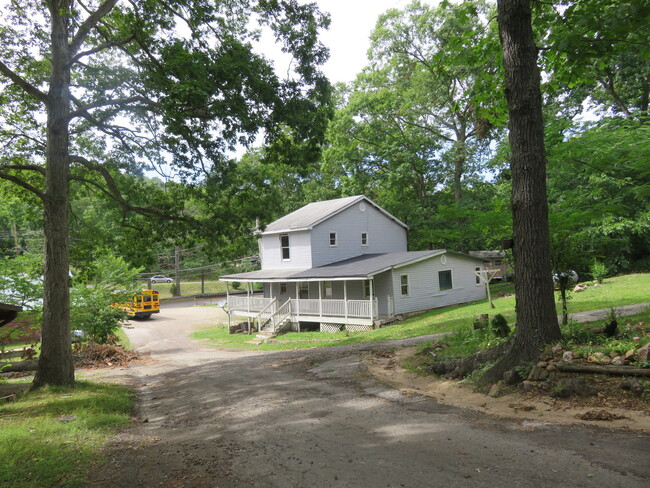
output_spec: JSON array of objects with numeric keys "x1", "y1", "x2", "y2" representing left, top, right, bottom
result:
[{"x1": 0, "y1": 0, "x2": 331, "y2": 387}]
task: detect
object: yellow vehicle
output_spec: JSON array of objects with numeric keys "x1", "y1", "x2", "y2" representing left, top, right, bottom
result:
[{"x1": 119, "y1": 290, "x2": 160, "y2": 319}]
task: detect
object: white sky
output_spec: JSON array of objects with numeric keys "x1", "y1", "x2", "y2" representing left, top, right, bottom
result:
[
  {"x1": 315, "y1": 0, "x2": 416, "y2": 84},
  {"x1": 260, "y1": 1, "x2": 441, "y2": 85}
]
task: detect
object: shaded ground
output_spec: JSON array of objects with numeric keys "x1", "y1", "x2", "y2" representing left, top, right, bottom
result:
[{"x1": 79, "y1": 300, "x2": 650, "y2": 487}]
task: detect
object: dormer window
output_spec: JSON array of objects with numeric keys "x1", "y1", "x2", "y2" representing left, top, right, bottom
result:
[
  {"x1": 361, "y1": 232, "x2": 368, "y2": 246},
  {"x1": 280, "y1": 234, "x2": 290, "y2": 260},
  {"x1": 329, "y1": 232, "x2": 337, "y2": 247}
]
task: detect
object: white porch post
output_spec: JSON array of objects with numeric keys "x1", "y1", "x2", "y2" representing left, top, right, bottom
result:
[
  {"x1": 344, "y1": 280, "x2": 348, "y2": 323},
  {"x1": 318, "y1": 281, "x2": 322, "y2": 319},
  {"x1": 369, "y1": 278, "x2": 375, "y2": 325},
  {"x1": 226, "y1": 282, "x2": 231, "y2": 330},
  {"x1": 246, "y1": 282, "x2": 251, "y2": 333},
  {"x1": 295, "y1": 282, "x2": 300, "y2": 324}
]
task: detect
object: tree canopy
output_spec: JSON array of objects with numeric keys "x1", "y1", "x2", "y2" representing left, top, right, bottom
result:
[{"x1": 0, "y1": 0, "x2": 332, "y2": 387}]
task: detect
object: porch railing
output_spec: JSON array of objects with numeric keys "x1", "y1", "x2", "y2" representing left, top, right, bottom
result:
[
  {"x1": 228, "y1": 295, "x2": 273, "y2": 313},
  {"x1": 229, "y1": 296, "x2": 378, "y2": 320}
]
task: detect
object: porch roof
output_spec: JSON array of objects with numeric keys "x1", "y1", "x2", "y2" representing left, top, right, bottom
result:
[{"x1": 221, "y1": 250, "x2": 484, "y2": 283}]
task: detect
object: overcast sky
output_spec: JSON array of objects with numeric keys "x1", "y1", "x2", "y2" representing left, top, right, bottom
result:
[
  {"x1": 315, "y1": 0, "x2": 417, "y2": 83},
  {"x1": 259, "y1": 1, "x2": 442, "y2": 85}
]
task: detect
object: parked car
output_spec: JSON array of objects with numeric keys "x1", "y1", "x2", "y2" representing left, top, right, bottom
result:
[{"x1": 151, "y1": 275, "x2": 173, "y2": 284}]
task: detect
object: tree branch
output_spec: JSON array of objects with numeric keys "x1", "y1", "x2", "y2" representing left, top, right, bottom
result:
[
  {"x1": 69, "y1": 155, "x2": 192, "y2": 223},
  {"x1": 67, "y1": 95, "x2": 155, "y2": 120},
  {"x1": 69, "y1": 0, "x2": 118, "y2": 57},
  {"x1": 0, "y1": 61, "x2": 48, "y2": 104},
  {"x1": 0, "y1": 170, "x2": 45, "y2": 200},
  {"x1": 0, "y1": 164, "x2": 46, "y2": 175},
  {"x1": 71, "y1": 34, "x2": 136, "y2": 64}
]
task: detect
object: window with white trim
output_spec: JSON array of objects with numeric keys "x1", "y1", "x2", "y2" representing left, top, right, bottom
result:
[
  {"x1": 280, "y1": 234, "x2": 290, "y2": 260},
  {"x1": 475, "y1": 267, "x2": 481, "y2": 285},
  {"x1": 364, "y1": 280, "x2": 371, "y2": 299},
  {"x1": 361, "y1": 232, "x2": 368, "y2": 246},
  {"x1": 400, "y1": 274, "x2": 409, "y2": 297},
  {"x1": 439, "y1": 270, "x2": 453, "y2": 291},
  {"x1": 329, "y1": 232, "x2": 337, "y2": 247},
  {"x1": 280, "y1": 282, "x2": 287, "y2": 294}
]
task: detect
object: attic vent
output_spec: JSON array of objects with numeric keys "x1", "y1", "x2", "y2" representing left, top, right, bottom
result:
[
  {"x1": 440, "y1": 255, "x2": 447, "y2": 265},
  {"x1": 359, "y1": 202, "x2": 366, "y2": 212}
]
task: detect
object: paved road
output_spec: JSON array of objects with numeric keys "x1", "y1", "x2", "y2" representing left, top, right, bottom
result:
[{"x1": 88, "y1": 302, "x2": 650, "y2": 488}]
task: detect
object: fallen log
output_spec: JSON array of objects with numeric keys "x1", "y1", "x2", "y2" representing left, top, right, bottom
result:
[
  {"x1": 556, "y1": 361, "x2": 650, "y2": 377},
  {"x1": 0, "y1": 359, "x2": 38, "y2": 372},
  {"x1": 0, "y1": 349, "x2": 33, "y2": 360}
]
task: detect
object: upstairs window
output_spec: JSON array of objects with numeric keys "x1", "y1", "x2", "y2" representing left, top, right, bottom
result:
[
  {"x1": 400, "y1": 274, "x2": 409, "y2": 297},
  {"x1": 439, "y1": 270, "x2": 453, "y2": 291},
  {"x1": 329, "y1": 232, "x2": 337, "y2": 247},
  {"x1": 280, "y1": 234, "x2": 290, "y2": 260},
  {"x1": 361, "y1": 232, "x2": 368, "y2": 246}
]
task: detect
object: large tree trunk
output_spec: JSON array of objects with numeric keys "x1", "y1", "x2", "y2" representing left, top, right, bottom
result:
[
  {"x1": 33, "y1": 1, "x2": 75, "y2": 388},
  {"x1": 478, "y1": 0, "x2": 561, "y2": 384}
]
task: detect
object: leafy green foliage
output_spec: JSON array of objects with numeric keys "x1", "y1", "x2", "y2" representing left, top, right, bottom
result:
[
  {"x1": 70, "y1": 255, "x2": 143, "y2": 344},
  {"x1": 536, "y1": 0, "x2": 650, "y2": 119},
  {"x1": 490, "y1": 314, "x2": 510, "y2": 338},
  {"x1": 0, "y1": 253, "x2": 43, "y2": 310},
  {"x1": 590, "y1": 261, "x2": 608, "y2": 283},
  {"x1": 322, "y1": 0, "x2": 508, "y2": 251}
]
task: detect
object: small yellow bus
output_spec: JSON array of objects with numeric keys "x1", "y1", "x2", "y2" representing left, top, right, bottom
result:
[{"x1": 119, "y1": 290, "x2": 160, "y2": 319}]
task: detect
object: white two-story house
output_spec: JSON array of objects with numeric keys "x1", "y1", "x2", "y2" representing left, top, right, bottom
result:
[{"x1": 220, "y1": 195, "x2": 487, "y2": 333}]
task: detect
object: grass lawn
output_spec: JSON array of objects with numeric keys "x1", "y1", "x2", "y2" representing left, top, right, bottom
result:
[
  {"x1": 150, "y1": 280, "x2": 234, "y2": 298},
  {"x1": 193, "y1": 273, "x2": 650, "y2": 351},
  {"x1": 0, "y1": 381, "x2": 134, "y2": 488}
]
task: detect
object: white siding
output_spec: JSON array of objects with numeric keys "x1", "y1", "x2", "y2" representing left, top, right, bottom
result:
[
  {"x1": 391, "y1": 254, "x2": 486, "y2": 315},
  {"x1": 260, "y1": 230, "x2": 312, "y2": 270},
  {"x1": 310, "y1": 201, "x2": 407, "y2": 267}
]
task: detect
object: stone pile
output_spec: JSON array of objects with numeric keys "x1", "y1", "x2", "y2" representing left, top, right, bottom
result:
[{"x1": 526, "y1": 342, "x2": 650, "y2": 382}]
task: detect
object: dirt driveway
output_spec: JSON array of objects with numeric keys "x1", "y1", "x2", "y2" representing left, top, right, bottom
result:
[{"x1": 86, "y1": 300, "x2": 650, "y2": 488}]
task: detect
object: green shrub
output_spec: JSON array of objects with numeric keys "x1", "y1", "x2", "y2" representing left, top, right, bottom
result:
[
  {"x1": 231, "y1": 281, "x2": 241, "y2": 290},
  {"x1": 70, "y1": 255, "x2": 142, "y2": 344},
  {"x1": 590, "y1": 260, "x2": 608, "y2": 284},
  {"x1": 491, "y1": 314, "x2": 510, "y2": 337}
]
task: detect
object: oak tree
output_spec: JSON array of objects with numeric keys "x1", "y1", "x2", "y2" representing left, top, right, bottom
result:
[{"x1": 0, "y1": 0, "x2": 331, "y2": 387}]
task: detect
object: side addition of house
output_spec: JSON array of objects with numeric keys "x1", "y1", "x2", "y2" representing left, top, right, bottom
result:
[{"x1": 220, "y1": 195, "x2": 487, "y2": 333}]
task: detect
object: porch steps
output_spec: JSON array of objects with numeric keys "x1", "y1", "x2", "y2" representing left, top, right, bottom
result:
[{"x1": 256, "y1": 330, "x2": 277, "y2": 340}]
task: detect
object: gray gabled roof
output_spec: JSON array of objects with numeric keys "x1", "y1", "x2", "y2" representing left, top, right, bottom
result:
[
  {"x1": 220, "y1": 250, "x2": 484, "y2": 282},
  {"x1": 261, "y1": 195, "x2": 408, "y2": 235}
]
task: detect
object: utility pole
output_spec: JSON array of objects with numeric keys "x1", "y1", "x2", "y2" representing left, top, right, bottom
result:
[
  {"x1": 174, "y1": 246, "x2": 182, "y2": 297},
  {"x1": 11, "y1": 222, "x2": 20, "y2": 256}
]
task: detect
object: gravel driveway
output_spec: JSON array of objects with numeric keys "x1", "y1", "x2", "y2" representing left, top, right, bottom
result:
[{"x1": 87, "y1": 300, "x2": 650, "y2": 487}]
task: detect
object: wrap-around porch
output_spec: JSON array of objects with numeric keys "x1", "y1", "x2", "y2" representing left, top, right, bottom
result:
[{"x1": 225, "y1": 277, "x2": 391, "y2": 332}]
